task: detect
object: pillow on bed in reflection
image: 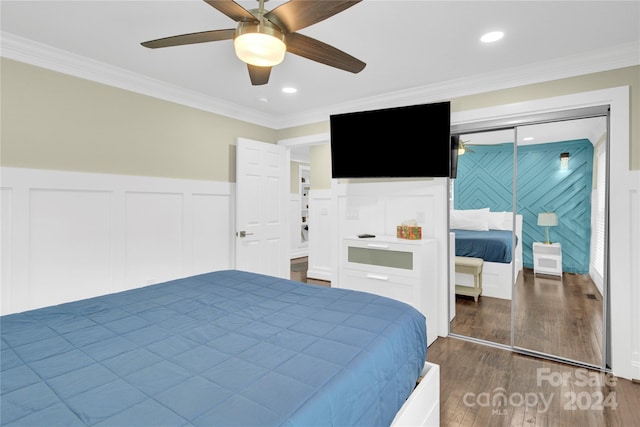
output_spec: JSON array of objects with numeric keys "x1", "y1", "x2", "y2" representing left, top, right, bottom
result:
[
  {"x1": 450, "y1": 208, "x2": 490, "y2": 231},
  {"x1": 488, "y1": 211, "x2": 513, "y2": 231}
]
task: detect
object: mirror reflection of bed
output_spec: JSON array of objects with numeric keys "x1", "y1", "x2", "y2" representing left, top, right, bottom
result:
[
  {"x1": 449, "y1": 115, "x2": 608, "y2": 369},
  {"x1": 449, "y1": 209, "x2": 520, "y2": 346},
  {"x1": 449, "y1": 128, "x2": 516, "y2": 346}
]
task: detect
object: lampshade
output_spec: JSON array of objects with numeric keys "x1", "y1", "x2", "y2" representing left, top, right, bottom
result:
[
  {"x1": 234, "y1": 21, "x2": 286, "y2": 67},
  {"x1": 538, "y1": 212, "x2": 558, "y2": 244},
  {"x1": 537, "y1": 212, "x2": 558, "y2": 227}
]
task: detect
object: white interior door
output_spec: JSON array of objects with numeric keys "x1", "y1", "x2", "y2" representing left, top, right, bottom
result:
[{"x1": 235, "y1": 137, "x2": 289, "y2": 278}]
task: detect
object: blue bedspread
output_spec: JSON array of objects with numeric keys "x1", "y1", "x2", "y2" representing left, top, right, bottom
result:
[
  {"x1": 1, "y1": 270, "x2": 427, "y2": 426},
  {"x1": 452, "y1": 229, "x2": 514, "y2": 263}
]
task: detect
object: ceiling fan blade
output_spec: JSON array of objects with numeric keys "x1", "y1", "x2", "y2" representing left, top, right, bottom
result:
[
  {"x1": 141, "y1": 29, "x2": 235, "y2": 49},
  {"x1": 266, "y1": 0, "x2": 361, "y2": 33},
  {"x1": 247, "y1": 64, "x2": 271, "y2": 85},
  {"x1": 286, "y1": 32, "x2": 365, "y2": 74},
  {"x1": 203, "y1": 0, "x2": 257, "y2": 22}
]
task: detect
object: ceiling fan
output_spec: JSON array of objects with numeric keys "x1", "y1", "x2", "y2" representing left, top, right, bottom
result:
[
  {"x1": 141, "y1": 0, "x2": 366, "y2": 85},
  {"x1": 458, "y1": 139, "x2": 476, "y2": 155}
]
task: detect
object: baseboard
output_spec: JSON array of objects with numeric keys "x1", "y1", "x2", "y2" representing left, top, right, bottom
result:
[
  {"x1": 307, "y1": 266, "x2": 331, "y2": 282},
  {"x1": 290, "y1": 248, "x2": 308, "y2": 259}
]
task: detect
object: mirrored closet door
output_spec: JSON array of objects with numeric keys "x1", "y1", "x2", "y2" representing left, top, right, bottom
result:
[
  {"x1": 513, "y1": 115, "x2": 608, "y2": 367},
  {"x1": 449, "y1": 107, "x2": 609, "y2": 370},
  {"x1": 449, "y1": 128, "x2": 516, "y2": 347}
]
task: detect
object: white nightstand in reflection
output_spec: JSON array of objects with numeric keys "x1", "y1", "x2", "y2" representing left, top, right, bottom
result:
[{"x1": 533, "y1": 242, "x2": 562, "y2": 277}]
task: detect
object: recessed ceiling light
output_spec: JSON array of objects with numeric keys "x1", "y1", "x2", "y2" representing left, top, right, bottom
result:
[
  {"x1": 282, "y1": 87, "x2": 297, "y2": 94},
  {"x1": 481, "y1": 31, "x2": 504, "y2": 43}
]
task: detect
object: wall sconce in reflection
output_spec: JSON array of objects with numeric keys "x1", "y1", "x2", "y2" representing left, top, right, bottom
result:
[{"x1": 560, "y1": 152, "x2": 570, "y2": 169}]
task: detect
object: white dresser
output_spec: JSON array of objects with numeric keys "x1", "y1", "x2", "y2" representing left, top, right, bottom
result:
[{"x1": 338, "y1": 236, "x2": 438, "y2": 345}]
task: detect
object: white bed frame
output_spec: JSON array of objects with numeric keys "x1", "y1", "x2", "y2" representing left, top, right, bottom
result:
[
  {"x1": 455, "y1": 215, "x2": 523, "y2": 300},
  {"x1": 392, "y1": 362, "x2": 440, "y2": 427}
]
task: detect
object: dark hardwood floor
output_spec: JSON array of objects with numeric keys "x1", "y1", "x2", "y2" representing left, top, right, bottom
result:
[
  {"x1": 451, "y1": 268, "x2": 603, "y2": 367},
  {"x1": 290, "y1": 256, "x2": 330, "y2": 287},
  {"x1": 291, "y1": 260, "x2": 640, "y2": 426},
  {"x1": 450, "y1": 293, "x2": 511, "y2": 346},
  {"x1": 427, "y1": 337, "x2": 640, "y2": 427},
  {"x1": 514, "y1": 269, "x2": 603, "y2": 366}
]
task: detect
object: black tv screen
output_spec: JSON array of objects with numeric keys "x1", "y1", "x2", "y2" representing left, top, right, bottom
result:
[{"x1": 330, "y1": 101, "x2": 451, "y2": 178}]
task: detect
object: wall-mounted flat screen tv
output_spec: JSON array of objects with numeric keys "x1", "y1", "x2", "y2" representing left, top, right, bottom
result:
[{"x1": 330, "y1": 101, "x2": 452, "y2": 178}]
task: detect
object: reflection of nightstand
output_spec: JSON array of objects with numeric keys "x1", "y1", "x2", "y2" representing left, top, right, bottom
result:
[{"x1": 533, "y1": 242, "x2": 562, "y2": 277}]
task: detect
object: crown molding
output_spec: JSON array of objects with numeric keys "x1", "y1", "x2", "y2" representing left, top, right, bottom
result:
[
  {"x1": 272, "y1": 41, "x2": 640, "y2": 129},
  {"x1": 0, "y1": 32, "x2": 275, "y2": 128},
  {"x1": 2, "y1": 31, "x2": 638, "y2": 130}
]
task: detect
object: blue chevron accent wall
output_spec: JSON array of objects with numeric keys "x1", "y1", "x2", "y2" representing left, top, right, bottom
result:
[
  {"x1": 454, "y1": 143, "x2": 514, "y2": 212},
  {"x1": 454, "y1": 139, "x2": 593, "y2": 274}
]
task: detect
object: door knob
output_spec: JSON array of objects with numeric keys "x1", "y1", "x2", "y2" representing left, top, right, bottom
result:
[{"x1": 236, "y1": 230, "x2": 254, "y2": 238}]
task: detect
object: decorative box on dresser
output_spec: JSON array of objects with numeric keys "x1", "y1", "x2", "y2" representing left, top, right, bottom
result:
[{"x1": 338, "y1": 236, "x2": 438, "y2": 346}]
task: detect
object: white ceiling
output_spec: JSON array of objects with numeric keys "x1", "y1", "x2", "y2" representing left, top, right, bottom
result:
[
  {"x1": 461, "y1": 116, "x2": 608, "y2": 147},
  {"x1": 2, "y1": 0, "x2": 639, "y2": 133}
]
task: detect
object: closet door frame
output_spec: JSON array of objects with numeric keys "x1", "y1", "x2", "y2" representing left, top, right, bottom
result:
[{"x1": 448, "y1": 96, "x2": 622, "y2": 372}]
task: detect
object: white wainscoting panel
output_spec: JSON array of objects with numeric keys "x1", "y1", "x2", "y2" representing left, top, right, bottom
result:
[
  {"x1": 1, "y1": 167, "x2": 233, "y2": 315},
  {"x1": 1, "y1": 188, "x2": 14, "y2": 314},
  {"x1": 30, "y1": 189, "x2": 113, "y2": 309},
  {"x1": 125, "y1": 192, "x2": 184, "y2": 288},
  {"x1": 307, "y1": 189, "x2": 332, "y2": 281},
  {"x1": 192, "y1": 193, "x2": 232, "y2": 274}
]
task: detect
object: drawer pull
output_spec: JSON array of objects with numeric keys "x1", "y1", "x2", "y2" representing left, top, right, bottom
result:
[
  {"x1": 367, "y1": 243, "x2": 389, "y2": 249},
  {"x1": 367, "y1": 273, "x2": 389, "y2": 281}
]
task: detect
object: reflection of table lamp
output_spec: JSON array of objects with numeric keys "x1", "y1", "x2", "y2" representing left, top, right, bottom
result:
[{"x1": 537, "y1": 212, "x2": 558, "y2": 244}]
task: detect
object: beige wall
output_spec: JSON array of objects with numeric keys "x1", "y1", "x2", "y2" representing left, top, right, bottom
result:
[
  {"x1": 309, "y1": 144, "x2": 332, "y2": 189},
  {"x1": 3, "y1": 59, "x2": 637, "y2": 185},
  {"x1": 1, "y1": 59, "x2": 277, "y2": 182},
  {"x1": 290, "y1": 66, "x2": 640, "y2": 189},
  {"x1": 278, "y1": 121, "x2": 330, "y2": 141},
  {"x1": 289, "y1": 160, "x2": 305, "y2": 193}
]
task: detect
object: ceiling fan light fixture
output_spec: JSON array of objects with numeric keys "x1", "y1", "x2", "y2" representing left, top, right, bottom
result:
[{"x1": 234, "y1": 21, "x2": 286, "y2": 67}]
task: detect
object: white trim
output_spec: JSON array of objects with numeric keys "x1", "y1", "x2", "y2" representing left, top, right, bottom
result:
[
  {"x1": 3, "y1": 30, "x2": 638, "y2": 129},
  {"x1": 630, "y1": 170, "x2": 640, "y2": 380},
  {"x1": 278, "y1": 133, "x2": 330, "y2": 147}
]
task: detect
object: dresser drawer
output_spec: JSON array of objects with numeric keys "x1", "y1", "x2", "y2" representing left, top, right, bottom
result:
[
  {"x1": 340, "y1": 268, "x2": 421, "y2": 311},
  {"x1": 343, "y1": 239, "x2": 421, "y2": 277}
]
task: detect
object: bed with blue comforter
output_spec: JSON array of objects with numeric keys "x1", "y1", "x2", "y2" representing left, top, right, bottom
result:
[
  {"x1": 1, "y1": 270, "x2": 427, "y2": 426},
  {"x1": 452, "y1": 229, "x2": 514, "y2": 263}
]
